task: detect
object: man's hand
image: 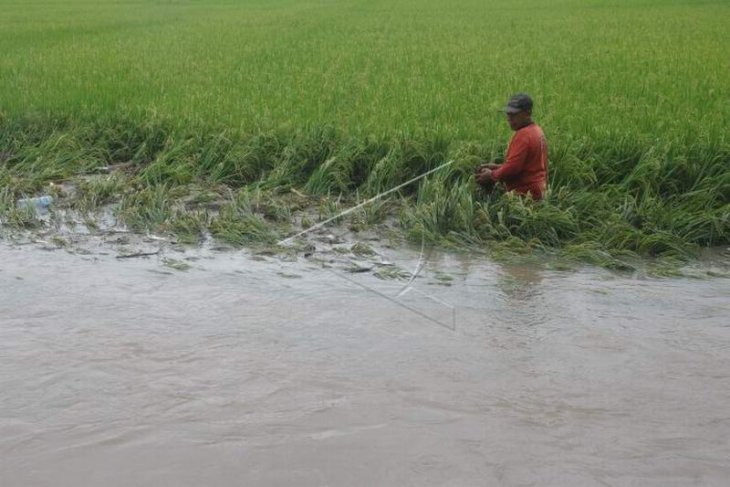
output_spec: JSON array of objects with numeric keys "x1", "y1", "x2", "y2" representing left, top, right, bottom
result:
[
  {"x1": 476, "y1": 162, "x2": 501, "y2": 172},
  {"x1": 475, "y1": 167, "x2": 493, "y2": 185}
]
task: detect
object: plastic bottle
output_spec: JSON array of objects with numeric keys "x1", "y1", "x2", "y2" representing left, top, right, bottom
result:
[{"x1": 16, "y1": 195, "x2": 53, "y2": 210}]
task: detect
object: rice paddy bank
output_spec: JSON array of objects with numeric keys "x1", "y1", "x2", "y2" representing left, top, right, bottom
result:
[
  {"x1": 2, "y1": 0, "x2": 728, "y2": 270},
  {"x1": 1, "y1": 116, "x2": 727, "y2": 273}
]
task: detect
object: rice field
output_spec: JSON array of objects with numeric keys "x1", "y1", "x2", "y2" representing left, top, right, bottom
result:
[{"x1": 1, "y1": 0, "x2": 728, "y2": 266}]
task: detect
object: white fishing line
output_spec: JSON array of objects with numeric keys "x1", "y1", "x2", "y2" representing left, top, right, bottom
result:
[
  {"x1": 279, "y1": 159, "x2": 458, "y2": 330},
  {"x1": 326, "y1": 267, "x2": 456, "y2": 331},
  {"x1": 277, "y1": 159, "x2": 454, "y2": 246},
  {"x1": 395, "y1": 233, "x2": 427, "y2": 298}
]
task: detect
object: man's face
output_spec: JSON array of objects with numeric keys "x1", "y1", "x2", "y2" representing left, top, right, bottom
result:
[{"x1": 506, "y1": 110, "x2": 531, "y2": 131}]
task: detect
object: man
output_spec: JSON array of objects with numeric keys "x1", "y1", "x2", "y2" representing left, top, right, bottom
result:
[{"x1": 475, "y1": 93, "x2": 548, "y2": 200}]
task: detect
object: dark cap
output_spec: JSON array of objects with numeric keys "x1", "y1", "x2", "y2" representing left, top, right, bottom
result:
[{"x1": 503, "y1": 93, "x2": 533, "y2": 114}]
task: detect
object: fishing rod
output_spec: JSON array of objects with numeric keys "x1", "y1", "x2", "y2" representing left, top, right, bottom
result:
[
  {"x1": 277, "y1": 159, "x2": 454, "y2": 246},
  {"x1": 277, "y1": 158, "x2": 458, "y2": 330}
]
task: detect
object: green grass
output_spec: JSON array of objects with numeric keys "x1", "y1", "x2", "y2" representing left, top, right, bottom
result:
[{"x1": 1, "y1": 0, "x2": 728, "y2": 267}]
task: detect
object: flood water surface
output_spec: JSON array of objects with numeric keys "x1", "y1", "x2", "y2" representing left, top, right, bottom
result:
[{"x1": 1, "y1": 244, "x2": 729, "y2": 486}]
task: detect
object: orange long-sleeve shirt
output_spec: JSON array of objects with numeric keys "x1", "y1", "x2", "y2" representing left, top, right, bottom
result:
[{"x1": 491, "y1": 123, "x2": 548, "y2": 200}]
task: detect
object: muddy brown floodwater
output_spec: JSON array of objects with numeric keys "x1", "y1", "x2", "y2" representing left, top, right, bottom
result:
[{"x1": 1, "y1": 242, "x2": 729, "y2": 486}]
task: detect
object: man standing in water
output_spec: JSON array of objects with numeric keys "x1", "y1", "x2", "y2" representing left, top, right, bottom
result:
[{"x1": 475, "y1": 93, "x2": 548, "y2": 200}]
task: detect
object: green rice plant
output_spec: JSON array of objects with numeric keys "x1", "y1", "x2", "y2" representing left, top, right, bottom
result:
[
  {"x1": 215, "y1": 186, "x2": 295, "y2": 223},
  {"x1": 168, "y1": 210, "x2": 209, "y2": 245},
  {"x1": 0, "y1": 187, "x2": 41, "y2": 229},
  {"x1": 117, "y1": 184, "x2": 181, "y2": 232},
  {"x1": 362, "y1": 136, "x2": 450, "y2": 196},
  {"x1": 488, "y1": 236, "x2": 539, "y2": 261},
  {"x1": 0, "y1": 169, "x2": 41, "y2": 199},
  {"x1": 303, "y1": 137, "x2": 390, "y2": 195},
  {"x1": 350, "y1": 242, "x2": 376, "y2": 257},
  {"x1": 479, "y1": 193, "x2": 578, "y2": 247},
  {"x1": 137, "y1": 136, "x2": 196, "y2": 186},
  {"x1": 548, "y1": 150, "x2": 598, "y2": 189},
  {"x1": 316, "y1": 198, "x2": 347, "y2": 227},
  {"x1": 561, "y1": 242, "x2": 637, "y2": 272},
  {"x1": 0, "y1": 129, "x2": 107, "y2": 193},
  {"x1": 209, "y1": 193, "x2": 280, "y2": 246},
  {"x1": 400, "y1": 170, "x2": 477, "y2": 241},
  {"x1": 242, "y1": 187, "x2": 292, "y2": 223},
  {"x1": 71, "y1": 174, "x2": 127, "y2": 212},
  {"x1": 89, "y1": 116, "x2": 173, "y2": 166},
  {"x1": 348, "y1": 195, "x2": 395, "y2": 231},
  {"x1": 263, "y1": 127, "x2": 339, "y2": 189},
  {"x1": 449, "y1": 141, "x2": 502, "y2": 175},
  {"x1": 199, "y1": 132, "x2": 281, "y2": 187}
]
